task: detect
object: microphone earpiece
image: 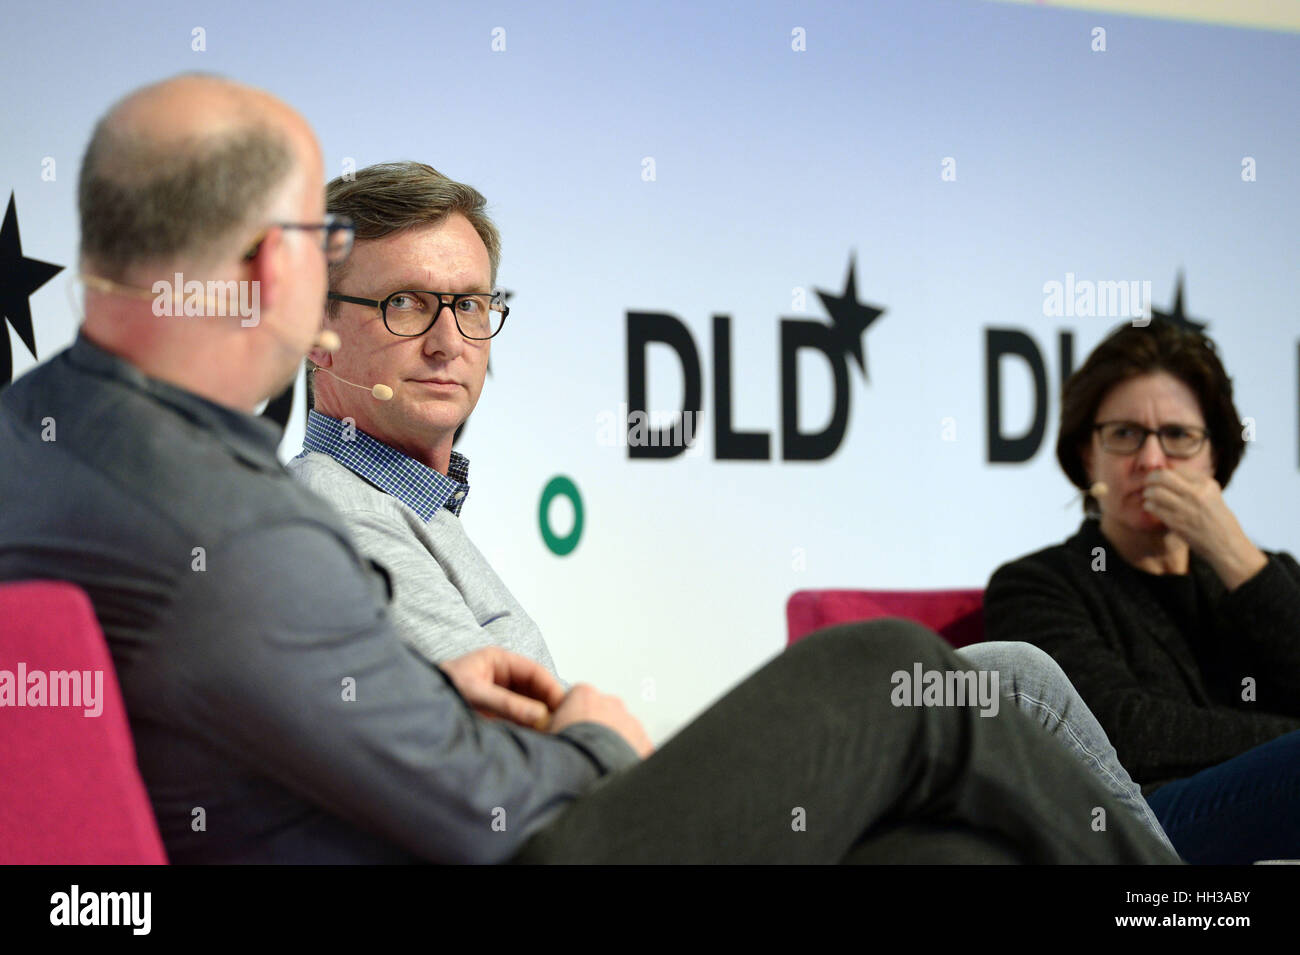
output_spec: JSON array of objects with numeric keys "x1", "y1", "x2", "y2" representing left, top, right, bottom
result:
[
  {"x1": 1089, "y1": 481, "x2": 1109, "y2": 499},
  {"x1": 314, "y1": 330, "x2": 341, "y2": 353}
]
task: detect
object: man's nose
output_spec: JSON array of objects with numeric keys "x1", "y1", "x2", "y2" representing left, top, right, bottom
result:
[{"x1": 423, "y1": 301, "x2": 464, "y2": 355}]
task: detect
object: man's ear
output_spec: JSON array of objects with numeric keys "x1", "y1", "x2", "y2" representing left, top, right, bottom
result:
[
  {"x1": 245, "y1": 227, "x2": 283, "y2": 313},
  {"x1": 307, "y1": 321, "x2": 334, "y2": 368},
  {"x1": 1079, "y1": 442, "x2": 1093, "y2": 482}
]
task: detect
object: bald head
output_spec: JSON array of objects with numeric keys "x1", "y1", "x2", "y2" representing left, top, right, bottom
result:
[{"x1": 79, "y1": 73, "x2": 318, "y2": 280}]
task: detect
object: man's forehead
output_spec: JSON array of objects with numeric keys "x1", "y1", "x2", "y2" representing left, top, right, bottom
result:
[{"x1": 347, "y1": 220, "x2": 490, "y2": 290}]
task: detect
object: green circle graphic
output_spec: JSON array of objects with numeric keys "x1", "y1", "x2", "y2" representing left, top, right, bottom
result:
[{"x1": 539, "y1": 476, "x2": 584, "y2": 556}]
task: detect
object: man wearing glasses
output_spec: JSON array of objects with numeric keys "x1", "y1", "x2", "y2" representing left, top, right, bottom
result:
[
  {"x1": 290, "y1": 162, "x2": 557, "y2": 675},
  {"x1": 0, "y1": 75, "x2": 1176, "y2": 864},
  {"x1": 284, "y1": 161, "x2": 1180, "y2": 863}
]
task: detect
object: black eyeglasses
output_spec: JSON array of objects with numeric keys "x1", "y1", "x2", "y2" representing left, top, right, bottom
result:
[
  {"x1": 327, "y1": 289, "x2": 509, "y2": 340},
  {"x1": 1094, "y1": 421, "x2": 1210, "y2": 458},
  {"x1": 243, "y1": 214, "x2": 355, "y2": 264}
]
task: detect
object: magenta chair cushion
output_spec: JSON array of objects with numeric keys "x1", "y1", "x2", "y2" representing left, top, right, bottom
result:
[
  {"x1": 786, "y1": 589, "x2": 985, "y2": 650},
  {"x1": 0, "y1": 580, "x2": 167, "y2": 864}
]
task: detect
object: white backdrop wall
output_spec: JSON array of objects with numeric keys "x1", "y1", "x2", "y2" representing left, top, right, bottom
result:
[{"x1": 3, "y1": 0, "x2": 1297, "y2": 740}]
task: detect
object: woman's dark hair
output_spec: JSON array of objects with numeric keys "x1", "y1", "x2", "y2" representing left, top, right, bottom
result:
[{"x1": 1057, "y1": 318, "x2": 1245, "y2": 513}]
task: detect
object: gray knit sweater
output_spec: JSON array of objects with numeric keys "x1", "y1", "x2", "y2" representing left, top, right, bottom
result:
[{"x1": 287, "y1": 451, "x2": 560, "y2": 679}]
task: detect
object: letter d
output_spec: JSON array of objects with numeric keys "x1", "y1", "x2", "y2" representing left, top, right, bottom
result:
[{"x1": 626, "y1": 312, "x2": 702, "y2": 459}]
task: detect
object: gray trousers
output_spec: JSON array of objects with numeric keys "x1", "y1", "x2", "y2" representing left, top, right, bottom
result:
[{"x1": 513, "y1": 620, "x2": 1183, "y2": 863}]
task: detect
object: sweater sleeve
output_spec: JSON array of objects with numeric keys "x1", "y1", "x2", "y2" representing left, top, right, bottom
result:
[
  {"x1": 1214, "y1": 550, "x2": 1300, "y2": 711},
  {"x1": 984, "y1": 554, "x2": 1300, "y2": 787}
]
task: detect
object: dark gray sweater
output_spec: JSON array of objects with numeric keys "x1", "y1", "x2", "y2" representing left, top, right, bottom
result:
[{"x1": 985, "y1": 518, "x2": 1300, "y2": 793}]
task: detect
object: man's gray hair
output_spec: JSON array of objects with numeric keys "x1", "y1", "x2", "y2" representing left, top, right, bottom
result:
[{"x1": 78, "y1": 120, "x2": 294, "y2": 279}]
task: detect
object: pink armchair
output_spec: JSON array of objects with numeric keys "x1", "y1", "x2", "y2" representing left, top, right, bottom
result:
[
  {"x1": 786, "y1": 588, "x2": 985, "y2": 650},
  {"x1": 0, "y1": 580, "x2": 166, "y2": 864}
]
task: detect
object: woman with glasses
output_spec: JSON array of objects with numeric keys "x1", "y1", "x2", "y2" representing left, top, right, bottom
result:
[{"x1": 984, "y1": 319, "x2": 1300, "y2": 863}]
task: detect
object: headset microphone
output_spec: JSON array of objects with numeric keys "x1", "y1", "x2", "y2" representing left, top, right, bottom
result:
[
  {"x1": 310, "y1": 332, "x2": 394, "y2": 400},
  {"x1": 315, "y1": 367, "x2": 394, "y2": 401}
]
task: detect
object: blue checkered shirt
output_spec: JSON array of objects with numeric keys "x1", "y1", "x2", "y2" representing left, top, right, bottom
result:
[{"x1": 298, "y1": 410, "x2": 470, "y2": 521}]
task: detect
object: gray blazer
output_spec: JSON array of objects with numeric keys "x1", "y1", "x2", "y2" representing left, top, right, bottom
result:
[{"x1": 0, "y1": 335, "x2": 638, "y2": 863}]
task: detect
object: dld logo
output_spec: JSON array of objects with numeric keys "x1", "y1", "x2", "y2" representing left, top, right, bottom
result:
[{"x1": 625, "y1": 258, "x2": 884, "y2": 461}]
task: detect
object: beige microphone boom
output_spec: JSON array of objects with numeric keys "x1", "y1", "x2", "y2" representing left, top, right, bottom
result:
[{"x1": 316, "y1": 366, "x2": 394, "y2": 401}]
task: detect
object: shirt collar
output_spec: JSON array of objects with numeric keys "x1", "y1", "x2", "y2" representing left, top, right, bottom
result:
[
  {"x1": 299, "y1": 409, "x2": 470, "y2": 520},
  {"x1": 67, "y1": 332, "x2": 285, "y2": 473}
]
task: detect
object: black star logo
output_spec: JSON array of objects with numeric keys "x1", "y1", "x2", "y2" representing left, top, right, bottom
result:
[
  {"x1": 1150, "y1": 272, "x2": 1206, "y2": 334},
  {"x1": 0, "y1": 192, "x2": 63, "y2": 388},
  {"x1": 815, "y1": 255, "x2": 885, "y2": 381}
]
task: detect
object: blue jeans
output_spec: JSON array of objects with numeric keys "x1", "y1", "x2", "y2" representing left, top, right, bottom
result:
[
  {"x1": 956, "y1": 641, "x2": 1177, "y2": 856},
  {"x1": 1146, "y1": 729, "x2": 1300, "y2": 864}
]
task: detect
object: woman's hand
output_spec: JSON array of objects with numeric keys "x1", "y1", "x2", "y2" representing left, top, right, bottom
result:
[{"x1": 1142, "y1": 470, "x2": 1268, "y2": 590}]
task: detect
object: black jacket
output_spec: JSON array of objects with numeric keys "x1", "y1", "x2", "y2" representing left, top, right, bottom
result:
[{"x1": 985, "y1": 518, "x2": 1300, "y2": 793}]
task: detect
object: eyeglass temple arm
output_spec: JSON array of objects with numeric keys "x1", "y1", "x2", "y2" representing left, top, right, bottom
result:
[{"x1": 327, "y1": 293, "x2": 380, "y2": 308}]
